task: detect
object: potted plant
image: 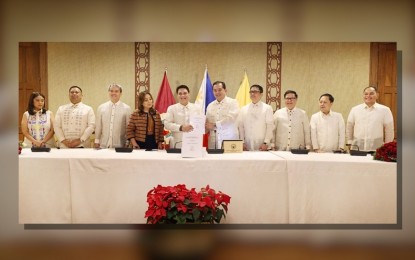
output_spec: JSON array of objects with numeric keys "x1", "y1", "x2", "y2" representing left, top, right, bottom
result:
[
  {"x1": 145, "y1": 184, "x2": 231, "y2": 224},
  {"x1": 373, "y1": 141, "x2": 397, "y2": 162}
]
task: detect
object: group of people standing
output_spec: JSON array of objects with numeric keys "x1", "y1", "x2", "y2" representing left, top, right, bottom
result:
[{"x1": 21, "y1": 82, "x2": 394, "y2": 153}]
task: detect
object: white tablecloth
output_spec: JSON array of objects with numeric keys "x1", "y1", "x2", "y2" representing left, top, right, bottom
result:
[
  {"x1": 19, "y1": 149, "x2": 288, "y2": 224},
  {"x1": 19, "y1": 149, "x2": 396, "y2": 224},
  {"x1": 271, "y1": 151, "x2": 397, "y2": 224}
]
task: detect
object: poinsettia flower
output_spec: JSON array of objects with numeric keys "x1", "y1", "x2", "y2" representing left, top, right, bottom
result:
[
  {"x1": 374, "y1": 141, "x2": 397, "y2": 162},
  {"x1": 145, "y1": 184, "x2": 230, "y2": 224}
]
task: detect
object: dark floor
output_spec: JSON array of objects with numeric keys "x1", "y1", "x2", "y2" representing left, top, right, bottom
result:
[{"x1": 2, "y1": 240, "x2": 415, "y2": 260}]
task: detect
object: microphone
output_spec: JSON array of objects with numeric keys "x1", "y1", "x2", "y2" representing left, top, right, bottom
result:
[
  {"x1": 349, "y1": 144, "x2": 368, "y2": 156},
  {"x1": 290, "y1": 144, "x2": 309, "y2": 154},
  {"x1": 214, "y1": 130, "x2": 217, "y2": 149},
  {"x1": 207, "y1": 129, "x2": 224, "y2": 154},
  {"x1": 166, "y1": 141, "x2": 182, "y2": 153},
  {"x1": 174, "y1": 141, "x2": 183, "y2": 148}
]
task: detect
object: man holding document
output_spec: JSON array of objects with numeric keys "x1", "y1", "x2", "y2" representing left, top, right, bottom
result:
[
  {"x1": 164, "y1": 85, "x2": 201, "y2": 148},
  {"x1": 205, "y1": 81, "x2": 240, "y2": 149}
]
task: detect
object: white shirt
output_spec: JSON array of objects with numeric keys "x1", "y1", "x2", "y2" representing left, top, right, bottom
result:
[
  {"x1": 164, "y1": 102, "x2": 200, "y2": 148},
  {"x1": 273, "y1": 107, "x2": 311, "y2": 151},
  {"x1": 94, "y1": 100, "x2": 132, "y2": 148},
  {"x1": 54, "y1": 102, "x2": 95, "y2": 148},
  {"x1": 346, "y1": 102, "x2": 394, "y2": 151},
  {"x1": 206, "y1": 96, "x2": 240, "y2": 149},
  {"x1": 22, "y1": 110, "x2": 55, "y2": 148},
  {"x1": 310, "y1": 110, "x2": 345, "y2": 152},
  {"x1": 238, "y1": 101, "x2": 274, "y2": 151}
]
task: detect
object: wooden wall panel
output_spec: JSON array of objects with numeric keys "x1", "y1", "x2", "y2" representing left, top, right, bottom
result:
[
  {"x1": 370, "y1": 42, "x2": 397, "y2": 140},
  {"x1": 18, "y1": 42, "x2": 47, "y2": 141}
]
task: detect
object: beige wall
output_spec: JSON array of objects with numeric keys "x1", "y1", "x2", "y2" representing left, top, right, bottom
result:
[
  {"x1": 150, "y1": 42, "x2": 267, "y2": 101},
  {"x1": 48, "y1": 42, "x2": 369, "y2": 121},
  {"x1": 48, "y1": 42, "x2": 136, "y2": 114},
  {"x1": 282, "y1": 42, "x2": 369, "y2": 119}
]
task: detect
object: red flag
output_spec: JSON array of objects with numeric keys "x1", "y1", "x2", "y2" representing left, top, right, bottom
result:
[
  {"x1": 155, "y1": 71, "x2": 175, "y2": 113},
  {"x1": 203, "y1": 132, "x2": 209, "y2": 148}
]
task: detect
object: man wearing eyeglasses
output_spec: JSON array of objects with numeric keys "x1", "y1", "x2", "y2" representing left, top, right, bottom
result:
[
  {"x1": 273, "y1": 90, "x2": 311, "y2": 151},
  {"x1": 237, "y1": 84, "x2": 274, "y2": 151},
  {"x1": 54, "y1": 86, "x2": 95, "y2": 148}
]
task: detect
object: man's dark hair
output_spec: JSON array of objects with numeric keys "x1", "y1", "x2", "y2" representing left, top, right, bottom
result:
[
  {"x1": 69, "y1": 86, "x2": 82, "y2": 93},
  {"x1": 319, "y1": 93, "x2": 334, "y2": 103},
  {"x1": 176, "y1": 85, "x2": 189, "y2": 94},
  {"x1": 284, "y1": 90, "x2": 297, "y2": 98},
  {"x1": 212, "y1": 81, "x2": 226, "y2": 90},
  {"x1": 250, "y1": 84, "x2": 263, "y2": 93}
]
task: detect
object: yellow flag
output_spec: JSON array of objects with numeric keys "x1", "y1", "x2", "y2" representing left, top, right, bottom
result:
[{"x1": 235, "y1": 71, "x2": 250, "y2": 108}]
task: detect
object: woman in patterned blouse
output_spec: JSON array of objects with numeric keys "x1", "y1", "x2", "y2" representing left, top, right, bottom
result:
[
  {"x1": 21, "y1": 92, "x2": 55, "y2": 147},
  {"x1": 126, "y1": 91, "x2": 164, "y2": 150}
]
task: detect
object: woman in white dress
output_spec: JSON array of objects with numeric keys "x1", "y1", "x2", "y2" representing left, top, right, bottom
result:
[{"x1": 21, "y1": 92, "x2": 55, "y2": 148}]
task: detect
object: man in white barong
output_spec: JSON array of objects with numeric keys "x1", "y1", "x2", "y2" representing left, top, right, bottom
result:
[
  {"x1": 238, "y1": 84, "x2": 274, "y2": 151},
  {"x1": 346, "y1": 86, "x2": 394, "y2": 152},
  {"x1": 273, "y1": 90, "x2": 311, "y2": 151},
  {"x1": 164, "y1": 85, "x2": 200, "y2": 148},
  {"x1": 205, "y1": 81, "x2": 240, "y2": 149},
  {"x1": 310, "y1": 93, "x2": 345, "y2": 152},
  {"x1": 94, "y1": 83, "x2": 132, "y2": 148},
  {"x1": 54, "y1": 86, "x2": 95, "y2": 148}
]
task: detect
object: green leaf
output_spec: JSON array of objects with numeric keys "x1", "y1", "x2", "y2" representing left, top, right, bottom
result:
[
  {"x1": 215, "y1": 209, "x2": 224, "y2": 223},
  {"x1": 204, "y1": 211, "x2": 212, "y2": 221},
  {"x1": 185, "y1": 213, "x2": 193, "y2": 220},
  {"x1": 192, "y1": 208, "x2": 200, "y2": 221},
  {"x1": 167, "y1": 210, "x2": 176, "y2": 219},
  {"x1": 175, "y1": 214, "x2": 186, "y2": 224}
]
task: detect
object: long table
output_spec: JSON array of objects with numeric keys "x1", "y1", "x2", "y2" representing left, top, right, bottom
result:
[
  {"x1": 272, "y1": 151, "x2": 397, "y2": 224},
  {"x1": 19, "y1": 149, "x2": 288, "y2": 224},
  {"x1": 19, "y1": 149, "x2": 396, "y2": 224}
]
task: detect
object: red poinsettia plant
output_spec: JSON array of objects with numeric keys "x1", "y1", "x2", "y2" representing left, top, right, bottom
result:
[
  {"x1": 145, "y1": 184, "x2": 231, "y2": 224},
  {"x1": 373, "y1": 141, "x2": 397, "y2": 162}
]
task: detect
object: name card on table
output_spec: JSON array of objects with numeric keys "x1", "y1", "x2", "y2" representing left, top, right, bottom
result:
[{"x1": 222, "y1": 140, "x2": 243, "y2": 153}]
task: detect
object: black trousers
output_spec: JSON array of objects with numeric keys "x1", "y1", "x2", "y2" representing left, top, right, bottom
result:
[{"x1": 136, "y1": 134, "x2": 157, "y2": 150}]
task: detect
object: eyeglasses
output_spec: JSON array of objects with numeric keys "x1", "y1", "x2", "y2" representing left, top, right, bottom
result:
[
  {"x1": 284, "y1": 97, "x2": 297, "y2": 100},
  {"x1": 249, "y1": 90, "x2": 261, "y2": 94}
]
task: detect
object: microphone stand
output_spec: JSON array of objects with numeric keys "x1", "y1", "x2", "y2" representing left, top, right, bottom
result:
[
  {"x1": 207, "y1": 130, "x2": 224, "y2": 154},
  {"x1": 166, "y1": 141, "x2": 182, "y2": 153}
]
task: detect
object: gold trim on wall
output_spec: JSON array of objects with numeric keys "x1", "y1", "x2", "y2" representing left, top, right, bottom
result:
[
  {"x1": 135, "y1": 42, "x2": 150, "y2": 109},
  {"x1": 266, "y1": 42, "x2": 282, "y2": 111}
]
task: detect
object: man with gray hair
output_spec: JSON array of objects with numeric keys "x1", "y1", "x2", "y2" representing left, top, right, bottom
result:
[{"x1": 94, "y1": 83, "x2": 132, "y2": 148}]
